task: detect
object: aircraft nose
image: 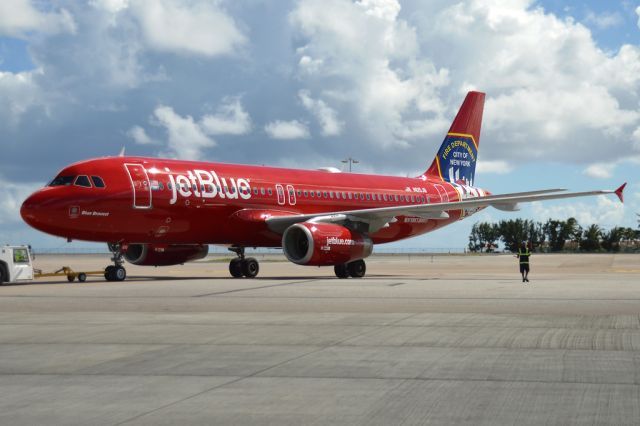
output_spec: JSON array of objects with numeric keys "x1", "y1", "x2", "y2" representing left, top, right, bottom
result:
[
  {"x1": 20, "y1": 189, "x2": 56, "y2": 230},
  {"x1": 21, "y1": 192, "x2": 41, "y2": 226}
]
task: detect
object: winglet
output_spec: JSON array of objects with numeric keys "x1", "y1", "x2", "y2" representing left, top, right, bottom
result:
[{"x1": 614, "y1": 182, "x2": 626, "y2": 203}]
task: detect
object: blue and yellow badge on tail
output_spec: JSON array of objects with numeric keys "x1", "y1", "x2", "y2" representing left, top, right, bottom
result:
[{"x1": 434, "y1": 133, "x2": 478, "y2": 186}]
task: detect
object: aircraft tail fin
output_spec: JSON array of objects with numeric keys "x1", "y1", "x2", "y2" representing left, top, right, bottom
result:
[{"x1": 422, "y1": 91, "x2": 485, "y2": 186}]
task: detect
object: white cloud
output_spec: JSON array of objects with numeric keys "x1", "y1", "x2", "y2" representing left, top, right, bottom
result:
[
  {"x1": 127, "y1": 125, "x2": 154, "y2": 145},
  {"x1": 199, "y1": 97, "x2": 252, "y2": 135},
  {"x1": 584, "y1": 11, "x2": 622, "y2": 30},
  {"x1": 129, "y1": 0, "x2": 246, "y2": 57},
  {"x1": 264, "y1": 120, "x2": 310, "y2": 140},
  {"x1": 298, "y1": 90, "x2": 344, "y2": 136},
  {"x1": 0, "y1": 179, "x2": 41, "y2": 225},
  {"x1": 152, "y1": 105, "x2": 216, "y2": 160},
  {"x1": 583, "y1": 163, "x2": 615, "y2": 179},
  {"x1": 290, "y1": 0, "x2": 449, "y2": 148},
  {"x1": 0, "y1": 69, "x2": 44, "y2": 124},
  {"x1": 476, "y1": 160, "x2": 513, "y2": 175},
  {"x1": 0, "y1": 0, "x2": 76, "y2": 37},
  {"x1": 531, "y1": 195, "x2": 625, "y2": 227}
]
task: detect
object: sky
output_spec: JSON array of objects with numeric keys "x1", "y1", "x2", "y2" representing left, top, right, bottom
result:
[{"x1": 0, "y1": 0, "x2": 639, "y2": 251}]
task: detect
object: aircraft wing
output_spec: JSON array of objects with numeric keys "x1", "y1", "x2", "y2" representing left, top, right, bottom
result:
[{"x1": 265, "y1": 184, "x2": 626, "y2": 234}]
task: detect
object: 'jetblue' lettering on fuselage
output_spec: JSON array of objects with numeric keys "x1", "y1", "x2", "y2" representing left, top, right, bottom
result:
[{"x1": 167, "y1": 169, "x2": 251, "y2": 205}]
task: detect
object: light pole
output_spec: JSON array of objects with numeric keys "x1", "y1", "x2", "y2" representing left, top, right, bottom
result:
[{"x1": 341, "y1": 157, "x2": 359, "y2": 172}]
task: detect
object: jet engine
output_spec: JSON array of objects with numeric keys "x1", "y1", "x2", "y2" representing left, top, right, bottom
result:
[
  {"x1": 282, "y1": 223, "x2": 373, "y2": 266},
  {"x1": 123, "y1": 244, "x2": 209, "y2": 266}
]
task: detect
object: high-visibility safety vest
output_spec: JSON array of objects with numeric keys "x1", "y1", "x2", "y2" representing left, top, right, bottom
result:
[{"x1": 518, "y1": 248, "x2": 530, "y2": 264}]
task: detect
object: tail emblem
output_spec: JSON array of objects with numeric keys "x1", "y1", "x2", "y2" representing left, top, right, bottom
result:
[{"x1": 435, "y1": 133, "x2": 478, "y2": 186}]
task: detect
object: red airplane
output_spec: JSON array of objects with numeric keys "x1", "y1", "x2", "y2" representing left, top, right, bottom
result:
[{"x1": 20, "y1": 91, "x2": 625, "y2": 281}]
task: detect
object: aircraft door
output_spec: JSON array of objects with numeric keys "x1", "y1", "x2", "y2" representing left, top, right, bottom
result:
[
  {"x1": 275, "y1": 184, "x2": 285, "y2": 205},
  {"x1": 124, "y1": 163, "x2": 152, "y2": 209},
  {"x1": 286, "y1": 185, "x2": 296, "y2": 205},
  {"x1": 434, "y1": 184, "x2": 449, "y2": 203}
]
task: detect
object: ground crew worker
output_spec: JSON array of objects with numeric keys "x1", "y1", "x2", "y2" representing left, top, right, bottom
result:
[{"x1": 516, "y1": 242, "x2": 530, "y2": 283}]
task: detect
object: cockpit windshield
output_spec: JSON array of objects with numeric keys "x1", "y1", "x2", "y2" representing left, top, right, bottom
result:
[{"x1": 48, "y1": 176, "x2": 75, "y2": 186}]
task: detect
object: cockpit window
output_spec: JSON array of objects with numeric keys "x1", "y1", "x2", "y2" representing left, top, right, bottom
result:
[
  {"x1": 91, "y1": 176, "x2": 105, "y2": 188},
  {"x1": 48, "y1": 176, "x2": 75, "y2": 186},
  {"x1": 74, "y1": 175, "x2": 92, "y2": 188}
]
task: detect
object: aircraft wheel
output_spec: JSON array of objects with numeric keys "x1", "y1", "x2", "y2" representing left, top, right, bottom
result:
[
  {"x1": 114, "y1": 266, "x2": 126, "y2": 282},
  {"x1": 347, "y1": 260, "x2": 366, "y2": 278},
  {"x1": 104, "y1": 265, "x2": 115, "y2": 281},
  {"x1": 241, "y1": 258, "x2": 259, "y2": 278},
  {"x1": 334, "y1": 264, "x2": 349, "y2": 279},
  {"x1": 67, "y1": 275, "x2": 75, "y2": 282},
  {"x1": 78, "y1": 273, "x2": 87, "y2": 282},
  {"x1": 229, "y1": 258, "x2": 243, "y2": 278}
]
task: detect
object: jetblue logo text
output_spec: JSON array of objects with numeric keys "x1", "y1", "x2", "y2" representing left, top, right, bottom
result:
[{"x1": 168, "y1": 169, "x2": 251, "y2": 205}]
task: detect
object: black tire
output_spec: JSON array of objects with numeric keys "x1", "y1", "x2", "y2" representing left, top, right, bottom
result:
[
  {"x1": 67, "y1": 275, "x2": 75, "y2": 282},
  {"x1": 347, "y1": 259, "x2": 366, "y2": 278},
  {"x1": 78, "y1": 273, "x2": 87, "y2": 282},
  {"x1": 104, "y1": 265, "x2": 115, "y2": 281},
  {"x1": 241, "y1": 258, "x2": 259, "y2": 278},
  {"x1": 0, "y1": 265, "x2": 6, "y2": 284},
  {"x1": 114, "y1": 266, "x2": 126, "y2": 282},
  {"x1": 229, "y1": 258, "x2": 243, "y2": 278},
  {"x1": 334, "y1": 264, "x2": 349, "y2": 279}
]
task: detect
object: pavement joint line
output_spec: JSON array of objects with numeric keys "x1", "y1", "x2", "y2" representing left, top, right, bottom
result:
[
  {"x1": 114, "y1": 339, "x2": 336, "y2": 425},
  {"x1": 3, "y1": 372, "x2": 640, "y2": 387},
  {"x1": 191, "y1": 279, "x2": 317, "y2": 297}
]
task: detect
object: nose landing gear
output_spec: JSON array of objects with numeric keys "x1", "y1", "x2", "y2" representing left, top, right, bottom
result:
[
  {"x1": 105, "y1": 243, "x2": 127, "y2": 282},
  {"x1": 228, "y1": 247, "x2": 259, "y2": 278}
]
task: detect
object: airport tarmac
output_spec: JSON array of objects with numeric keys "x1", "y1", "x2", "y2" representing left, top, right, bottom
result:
[{"x1": 0, "y1": 253, "x2": 639, "y2": 425}]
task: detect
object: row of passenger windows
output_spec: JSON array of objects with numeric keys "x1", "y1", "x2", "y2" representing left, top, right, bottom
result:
[
  {"x1": 48, "y1": 175, "x2": 106, "y2": 188},
  {"x1": 165, "y1": 181, "x2": 427, "y2": 203}
]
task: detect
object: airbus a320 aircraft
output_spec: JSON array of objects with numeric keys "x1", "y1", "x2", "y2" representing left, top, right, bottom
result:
[{"x1": 21, "y1": 92, "x2": 625, "y2": 281}]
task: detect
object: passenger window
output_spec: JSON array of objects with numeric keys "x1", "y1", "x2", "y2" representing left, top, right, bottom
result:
[
  {"x1": 74, "y1": 175, "x2": 92, "y2": 188},
  {"x1": 366, "y1": 194, "x2": 371, "y2": 200},
  {"x1": 311, "y1": 191, "x2": 315, "y2": 198},
  {"x1": 304, "y1": 190, "x2": 308, "y2": 197},
  {"x1": 330, "y1": 192, "x2": 334, "y2": 199},
  {"x1": 348, "y1": 193, "x2": 353, "y2": 200},
  {"x1": 383, "y1": 194, "x2": 388, "y2": 201},
  {"x1": 261, "y1": 188, "x2": 266, "y2": 195},
  {"x1": 336, "y1": 192, "x2": 341, "y2": 199},
  {"x1": 253, "y1": 188, "x2": 259, "y2": 195},
  {"x1": 91, "y1": 176, "x2": 105, "y2": 188},
  {"x1": 268, "y1": 188, "x2": 273, "y2": 196},
  {"x1": 342, "y1": 192, "x2": 347, "y2": 199}
]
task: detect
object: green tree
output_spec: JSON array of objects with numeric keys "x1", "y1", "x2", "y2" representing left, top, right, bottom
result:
[
  {"x1": 543, "y1": 217, "x2": 581, "y2": 252},
  {"x1": 498, "y1": 219, "x2": 530, "y2": 252},
  {"x1": 580, "y1": 224, "x2": 602, "y2": 252},
  {"x1": 468, "y1": 222, "x2": 500, "y2": 252},
  {"x1": 468, "y1": 223, "x2": 482, "y2": 253},
  {"x1": 602, "y1": 227, "x2": 624, "y2": 252}
]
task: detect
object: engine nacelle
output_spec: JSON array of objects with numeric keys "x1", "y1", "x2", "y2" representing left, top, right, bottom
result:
[
  {"x1": 123, "y1": 244, "x2": 209, "y2": 266},
  {"x1": 282, "y1": 223, "x2": 373, "y2": 266}
]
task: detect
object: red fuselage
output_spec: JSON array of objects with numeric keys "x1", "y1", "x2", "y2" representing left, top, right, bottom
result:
[{"x1": 21, "y1": 156, "x2": 487, "y2": 247}]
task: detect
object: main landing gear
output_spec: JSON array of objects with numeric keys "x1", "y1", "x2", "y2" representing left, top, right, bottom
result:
[
  {"x1": 228, "y1": 247, "x2": 259, "y2": 278},
  {"x1": 104, "y1": 243, "x2": 127, "y2": 282},
  {"x1": 334, "y1": 259, "x2": 366, "y2": 279}
]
